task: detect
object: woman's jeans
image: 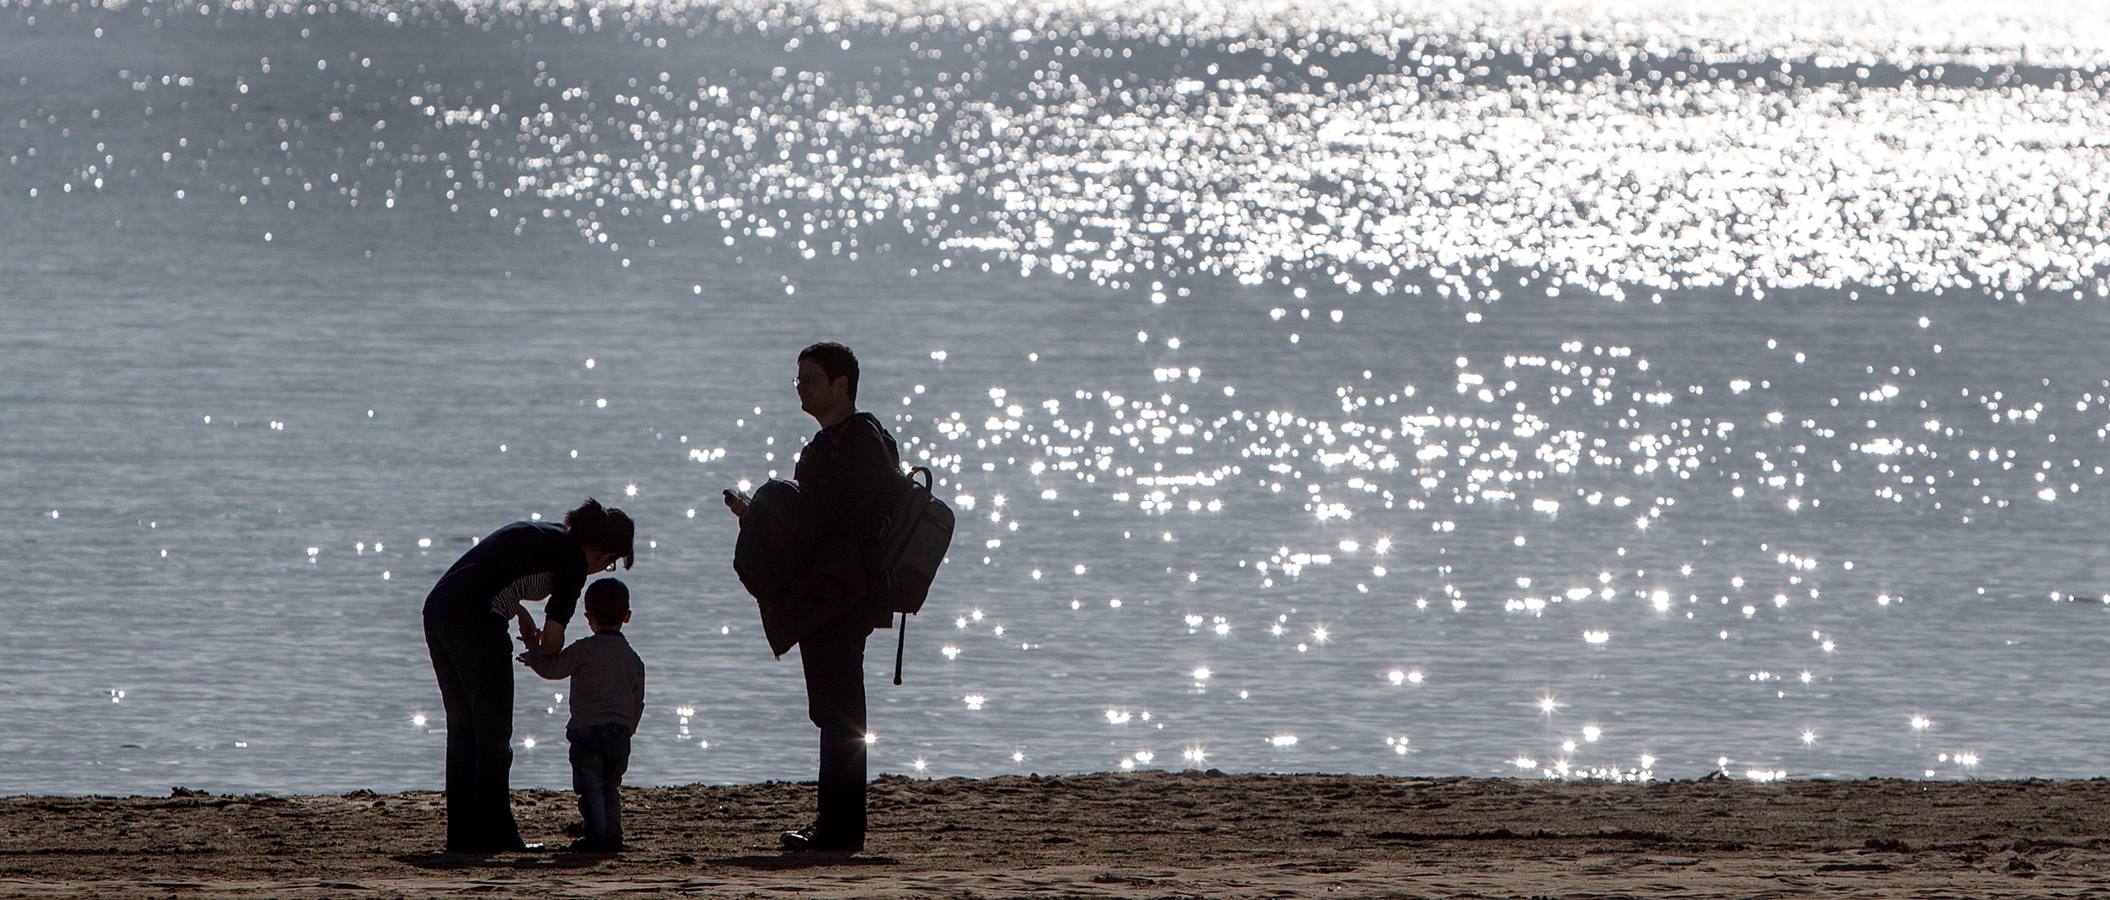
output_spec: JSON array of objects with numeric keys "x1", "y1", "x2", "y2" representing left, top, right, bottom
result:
[{"x1": 424, "y1": 613, "x2": 523, "y2": 851}]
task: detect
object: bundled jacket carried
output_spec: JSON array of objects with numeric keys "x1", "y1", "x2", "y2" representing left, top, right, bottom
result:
[{"x1": 735, "y1": 412, "x2": 900, "y2": 656}]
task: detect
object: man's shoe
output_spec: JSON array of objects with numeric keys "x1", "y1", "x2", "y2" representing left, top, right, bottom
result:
[
  {"x1": 780, "y1": 825, "x2": 862, "y2": 853},
  {"x1": 564, "y1": 838, "x2": 623, "y2": 853}
]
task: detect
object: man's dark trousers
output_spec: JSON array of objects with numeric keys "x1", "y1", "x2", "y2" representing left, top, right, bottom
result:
[
  {"x1": 424, "y1": 614, "x2": 524, "y2": 851},
  {"x1": 799, "y1": 613, "x2": 874, "y2": 843}
]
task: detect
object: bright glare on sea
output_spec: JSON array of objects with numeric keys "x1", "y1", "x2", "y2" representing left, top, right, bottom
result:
[{"x1": 3, "y1": 0, "x2": 2110, "y2": 796}]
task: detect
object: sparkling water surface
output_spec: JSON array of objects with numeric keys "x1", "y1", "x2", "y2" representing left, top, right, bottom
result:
[{"x1": 4, "y1": 0, "x2": 2110, "y2": 795}]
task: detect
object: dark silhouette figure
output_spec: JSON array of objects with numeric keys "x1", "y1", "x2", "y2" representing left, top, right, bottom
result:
[
  {"x1": 520, "y1": 578, "x2": 647, "y2": 853},
  {"x1": 421, "y1": 498, "x2": 634, "y2": 852},
  {"x1": 726, "y1": 342, "x2": 898, "y2": 853}
]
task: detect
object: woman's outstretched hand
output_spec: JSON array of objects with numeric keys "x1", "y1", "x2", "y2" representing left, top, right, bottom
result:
[{"x1": 515, "y1": 616, "x2": 541, "y2": 653}]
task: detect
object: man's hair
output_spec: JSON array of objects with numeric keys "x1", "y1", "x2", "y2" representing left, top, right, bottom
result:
[
  {"x1": 584, "y1": 578, "x2": 630, "y2": 627},
  {"x1": 798, "y1": 341, "x2": 860, "y2": 402},
  {"x1": 564, "y1": 498, "x2": 635, "y2": 570}
]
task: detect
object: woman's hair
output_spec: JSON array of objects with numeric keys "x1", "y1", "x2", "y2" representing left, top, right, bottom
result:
[{"x1": 565, "y1": 497, "x2": 636, "y2": 569}]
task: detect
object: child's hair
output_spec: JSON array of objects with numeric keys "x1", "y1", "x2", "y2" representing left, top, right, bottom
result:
[
  {"x1": 584, "y1": 578, "x2": 630, "y2": 627},
  {"x1": 566, "y1": 497, "x2": 636, "y2": 569}
]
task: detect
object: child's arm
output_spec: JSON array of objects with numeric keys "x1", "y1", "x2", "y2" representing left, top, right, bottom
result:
[
  {"x1": 518, "y1": 641, "x2": 582, "y2": 680},
  {"x1": 629, "y1": 661, "x2": 646, "y2": 731}
]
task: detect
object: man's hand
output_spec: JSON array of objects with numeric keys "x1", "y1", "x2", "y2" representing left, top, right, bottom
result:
[
  {"x1": 722, "y1": 489, "x2": 750, "y2": 519},
  {"x1": 539, "y1": 618, "x2": 567, "y2": 657}
]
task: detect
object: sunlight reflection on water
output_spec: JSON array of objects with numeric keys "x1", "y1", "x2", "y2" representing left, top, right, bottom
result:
[{"x1": 4, "y1": 0, "x2": 2110, "y2": 795}]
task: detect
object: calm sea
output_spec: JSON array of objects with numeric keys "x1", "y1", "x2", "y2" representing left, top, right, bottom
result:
[{"x1": 4, "y1": 0, "x2": 2110, "y2": 795}]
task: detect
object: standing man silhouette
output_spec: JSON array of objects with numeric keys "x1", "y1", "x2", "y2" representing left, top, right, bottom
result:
[{"x1": 724, "y1": 341, "x2": 898, "y2": 853}]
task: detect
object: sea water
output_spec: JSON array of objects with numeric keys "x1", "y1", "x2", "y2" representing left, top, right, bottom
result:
[{"x1": 3, "y1": 0, "x2": 2109, "y2": 796}]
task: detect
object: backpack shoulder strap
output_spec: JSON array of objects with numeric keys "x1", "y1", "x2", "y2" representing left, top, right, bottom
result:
[{"x1": 859, "y1": 413, "x2": 902, "y2": 468}]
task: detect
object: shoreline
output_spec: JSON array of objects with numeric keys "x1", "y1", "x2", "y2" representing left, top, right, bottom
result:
[{"x1": 3, "y1": 772, "x2": 2103, "y2": 897}]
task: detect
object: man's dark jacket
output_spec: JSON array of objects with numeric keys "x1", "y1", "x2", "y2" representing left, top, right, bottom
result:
[{"x1": 735, "y1": 411, "x2": 900, "y2": 656}]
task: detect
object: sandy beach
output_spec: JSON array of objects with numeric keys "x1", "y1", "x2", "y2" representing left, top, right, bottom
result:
[{"x1": 3, "y1": 772, "x2": 2106, "y2": 897}]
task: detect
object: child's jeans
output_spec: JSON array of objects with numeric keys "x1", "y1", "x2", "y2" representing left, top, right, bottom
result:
[{"x1": 568, "y1": 723, "x2": 633, "y2": 846}]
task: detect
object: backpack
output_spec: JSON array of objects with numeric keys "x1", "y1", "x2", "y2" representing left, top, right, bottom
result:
[
  {"x1": 876, "y1": 464, "x2": 954, "y2": 684},
  {"x1": 876, "y1": 464, "x2": 953, "y2": 615}
]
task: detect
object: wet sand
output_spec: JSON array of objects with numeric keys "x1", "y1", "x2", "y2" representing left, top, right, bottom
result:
[{"x1": 3, "y1": 772, "x2": 2106, "y2": 897}]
